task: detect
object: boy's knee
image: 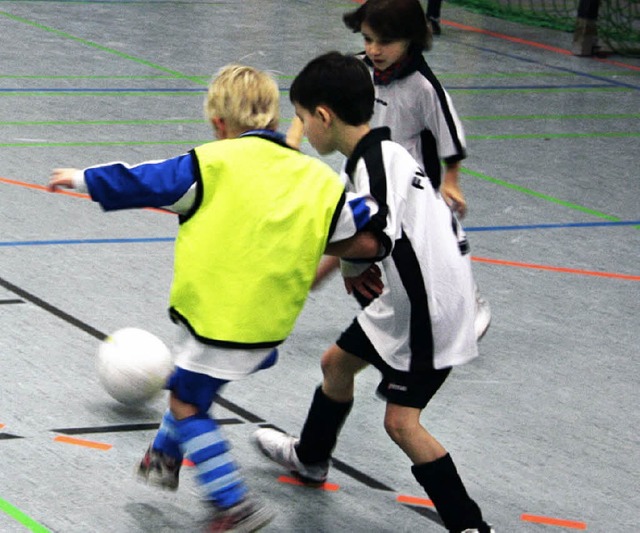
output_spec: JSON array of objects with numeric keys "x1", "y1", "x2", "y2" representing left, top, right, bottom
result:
[
  {"x1": 320, "y1": 346, "x2": 345, "y2": 377},
  {"x1": 383, "y1": 409, "x2": 419, "y2": 444}
]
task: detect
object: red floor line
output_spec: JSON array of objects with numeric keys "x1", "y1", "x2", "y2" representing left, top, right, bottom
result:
[
  {"x1": 472, "y1": 256, "x2": 640, "y2": 281},
  {"x1": 521, "y1": 513, "x2": 587, "y2": 529},
  {"x1": 444, "y1": 20, "x2": 573, "y2": 55}
]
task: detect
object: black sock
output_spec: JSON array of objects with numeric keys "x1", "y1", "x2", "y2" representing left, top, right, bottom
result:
[
  {"x1": 412, "y1": 454, "x2": 489, "y2": 532},
  {"x1": 295, "y1": 386, "x2": 352, "y2": 464}
]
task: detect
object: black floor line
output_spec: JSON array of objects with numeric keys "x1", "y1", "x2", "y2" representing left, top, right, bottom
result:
[{"x1": 0, "y1": 276, "x2": 106, "y2": 341}]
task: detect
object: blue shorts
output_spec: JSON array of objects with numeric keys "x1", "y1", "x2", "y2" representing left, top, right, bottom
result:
[{"x1": 166, "y1": 367, "x2": 228, "y2": 413}]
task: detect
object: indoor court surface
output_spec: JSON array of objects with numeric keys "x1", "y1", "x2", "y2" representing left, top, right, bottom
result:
[{"x1": 1, "y1": 1, "x2": 639, "y2": 532}]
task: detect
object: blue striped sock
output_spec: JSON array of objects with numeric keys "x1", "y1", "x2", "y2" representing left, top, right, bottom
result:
[
  {"x1": 152, "y1": 409, "x2": 182, "y2": 461},
  {"x1": 177, "y1": 414, "x2": 247, "y2": 508}
]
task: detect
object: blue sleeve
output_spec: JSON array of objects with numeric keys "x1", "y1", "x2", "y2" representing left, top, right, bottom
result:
[{"x1": 84, "y1": 152, "x2": 197, "y2": 211}]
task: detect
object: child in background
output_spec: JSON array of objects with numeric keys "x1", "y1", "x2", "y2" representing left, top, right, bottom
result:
[
  {"x1": 48, "y1": 64, "x2": 380, "y2": 532},
  {"x1": 255, "y1": 51, "x2": 493, "y2": 533},
  {"x1": 305, "y1": 0, "x2": 491, "y2": 339}
]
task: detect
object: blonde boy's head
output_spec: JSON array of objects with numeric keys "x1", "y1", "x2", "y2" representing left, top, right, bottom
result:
[{"x1": 204, "y1": 64, "x2": 279, "y2": 133}]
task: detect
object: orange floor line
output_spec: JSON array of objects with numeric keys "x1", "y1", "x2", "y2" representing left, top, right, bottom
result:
[
  {"x1": 396, "y1": 494, "x2": 434, "y2": 507},
  {"x1": 521, "y1": 513, "x2": 587, "y2": 529},
  {"x1": 1, "y1": 175, "x2": 92, "y2": 199},
  {"x1": 53, "y1": 435, "x2": 113, "y2": 451},
  {"x1": 277, "y1": 475, "x2": 340, "y2": 492},
  {"x1": 472, "y1": 255, "x2": 640, "y2": 281},
  {"x1": 1, "y1": 176, "x2": 171, "y2": 214}
]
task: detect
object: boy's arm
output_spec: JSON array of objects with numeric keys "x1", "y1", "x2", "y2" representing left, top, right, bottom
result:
[
  {"x1": 324, "y1": 230, "x2": 379, "y2": 259},
  {"x1": 285, "y1": 116, "x2": 305, "y2": 150},
  {"x1": 48, "y1": 153, "x2": 197, "y2": 213},
  {"x1": 441, "y1": 160, "x2": 466, "y2": 218}
]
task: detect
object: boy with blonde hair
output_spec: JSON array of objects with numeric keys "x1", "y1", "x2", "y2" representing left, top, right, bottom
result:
[{"x1": 49, "y1": 64, "x2": 380, "y2": 532}]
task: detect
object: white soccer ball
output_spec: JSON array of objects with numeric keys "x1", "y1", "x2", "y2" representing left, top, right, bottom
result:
[{"x1": 96, "y1": 327, "x2": 173, "y2": 406}]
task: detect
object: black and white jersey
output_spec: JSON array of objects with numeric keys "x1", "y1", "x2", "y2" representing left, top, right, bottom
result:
[
  {"x1": 341, "y1": 128, "x2": 477, "y2": 371},
  {"x1": 361, "y1": 51, "x2": 467, "y2": 190}
]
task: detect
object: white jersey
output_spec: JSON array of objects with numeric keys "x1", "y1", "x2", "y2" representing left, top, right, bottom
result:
[
  {"x1": 341, "y1": 128, "x2": 477, "y2": 371},
  {"x1": 360, "y1": 51, "x2": 467, "y2": 190}
]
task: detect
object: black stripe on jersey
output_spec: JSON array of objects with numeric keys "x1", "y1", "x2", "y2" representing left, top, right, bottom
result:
[
  {"x1": 420, "y1": 129, "x2": 441, "y2": 190},
  {"x1": 346, "y1": 128, "x2": 393, "y2": 254},
  {"x1": 416, "y1": 60, "x2": 466, "y2": 162},
  {"x1": 392, "y1": 232, "x2": 436, "y2": 372},
  {"x1": 327, "y1": 190, "x2": 346, "y2": 243}
]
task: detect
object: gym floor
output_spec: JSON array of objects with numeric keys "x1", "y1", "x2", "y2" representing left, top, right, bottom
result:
[{"x1": 1, "y1": 1, "x2": 638, "y2": 532}]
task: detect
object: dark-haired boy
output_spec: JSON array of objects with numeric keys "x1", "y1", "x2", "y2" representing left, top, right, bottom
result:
[{"x1": 255, "y1": 52, "x2": 493, "y2": 533}]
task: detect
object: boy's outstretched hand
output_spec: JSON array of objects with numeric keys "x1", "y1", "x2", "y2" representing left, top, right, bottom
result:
[
  {"x1": 48, "y1": 168, "x2": 80, "y2": 191},
  {"x1": 344, "y1": 263, "x2": 383, "y2": 299}
]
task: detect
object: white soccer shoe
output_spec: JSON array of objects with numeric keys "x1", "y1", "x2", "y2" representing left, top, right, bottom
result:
[
  {"x1": 474, "y1": 289, "x2": 492, "y2": 341},
  {"x1": 254, "y1": 428, "x2": 329, "y2": 485}
]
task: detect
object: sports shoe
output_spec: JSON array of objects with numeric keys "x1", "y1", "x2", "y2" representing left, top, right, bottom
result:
[
  {"x1": 209, "y1": 496, "x2": 274, "y2": 532},
  {"x1": 474, "y1": 288, "x2": 492, "y2": 341},
  {"x1": 254, "y1": 428, "x2": 329, "y2": 485},
  {"x1": 461, "y1": 526, "x2": 495, "y2": 533},
  {"x1": 136, "y1": 446, "x2": 181, "y2": 491}
]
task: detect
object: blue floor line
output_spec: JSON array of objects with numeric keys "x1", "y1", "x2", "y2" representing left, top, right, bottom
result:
[
  {"x1": 0, "y1": 237, "x2": 174, "y2": 247},
  {"x1": 2, "y1": 220, "x2": 639, "y2": 247},
  {"x1": 465, "y1": 220, "x2": 640, "y2": 231}
]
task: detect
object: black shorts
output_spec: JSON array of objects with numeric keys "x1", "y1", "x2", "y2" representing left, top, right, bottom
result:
[{"x1": 336, "y1": 319, "x2": 451, "y2": 409}]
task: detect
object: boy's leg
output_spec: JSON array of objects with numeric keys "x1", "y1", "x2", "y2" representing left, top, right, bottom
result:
[
  {"x1": 412, "y1": 454, "x2": 490, "y2": 533},
  {"x1": 426, "y1": 0, "x2": 442, "y2": 35},
  {"x1": 140, "y1": 367, "x2": 272, "y2": 529},
  {"x1": 137, "y1": 408, "x2": 183, "y2": 490},
  {"x1": 255, "y1": 343, "x2": 367, "y2": 482},
  {"x1": 296, "y1": 344, "x2": 367, "y2": 463},
  {"x1": 384, "y1": 402, "x2": 490, "y2": 533}
]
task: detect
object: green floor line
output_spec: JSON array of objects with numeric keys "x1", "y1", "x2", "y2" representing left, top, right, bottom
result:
[
  {"x1": 463, "y1": 167, "x2": 622, "y2": 222},
  {"x1": 0, "y1": 498, "x2": 51, "y2": 533},
  {"x1": 463, "y1": 113, "x2": 640, "y2": 121},
  {"x1": 0, "y1": 74, "x2": 207, "y2": 80},
  {"x1": 0, "y1": 119, "x2": 204, "y2": 126},
  {"x1": 0, "y1": 116, "x2": 632, "y2": 127},
  {"x1": 438, "y1": 71, "x2": 640, "y2": 79},
  {"x1": 0, "y1": 89, "x2": 291, "y2": 97},
  {"x1": 0, "y1": 91, "x2": 204, "y2": 97},
  {"x1": 0, "y1": 11, "x2": 204, "y2": 85},
  {"x1": 0, "y1": 140, "x2": 206, "y2": 148},
  {"x1": 1, "y1": 72, "x2": 637, "y2": 81},
  {"x1": 468, "y1": 131, "x2": 639, "y2": 140},
  {"x1": 0, "y1": 117, "x2": 292, "y2": 127},
  {"x1": 452, "y1": 86, "x2": 630, "y2": 94}
]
